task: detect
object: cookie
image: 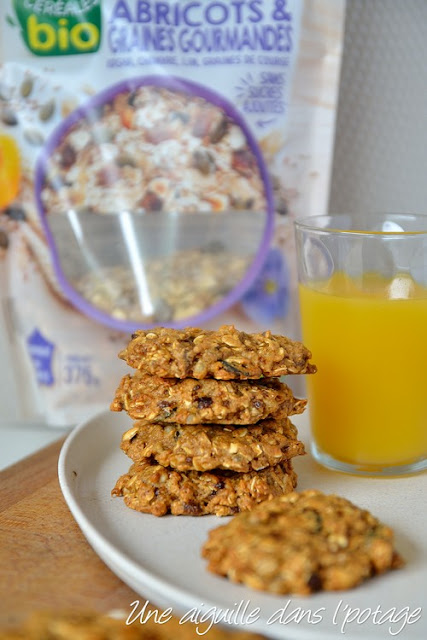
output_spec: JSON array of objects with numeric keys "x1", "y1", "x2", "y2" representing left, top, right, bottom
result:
[
  {"x1": 121, "y1": 416, "x2": 305, "y2": 472},
  {"x1": 119, "y1": 325, "x2": 316, "y2": 379},
  {"x1": 202, "y1": 490, "x2": 404, "y2": 594},
  {"x1": 0, "y1": 610, "x2": 265, "y2": 640},
  {"x1": 0, "y1": 611, "x2": 144, "y2": 640},
  {"x1": 112, "y1": 459, "x2": 297, "y2": 517},
  {"x1": 111, "y1": 373, "x2": 306, "y2": 424}
]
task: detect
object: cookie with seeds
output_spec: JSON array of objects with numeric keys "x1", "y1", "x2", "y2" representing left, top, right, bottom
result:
[
  {"x1": 119, "y1": 325, "x2": 316, "y2": 379},
  {"x1": 0, "y1": 610, "x2": 266, "y2": 640},
  {"x1": 112, "y1": 459, "x2": 297, "y2": 517},
  {"x1": 111, "y1": 373, "x2": 306, "y2": 424},
  {"x1": 121, "y1": 415, "x2": 305, "y2": 472},
  {"x1": 0, "y1": 611, "x2": 146, "y2": 640},
  {"x1": 202, "y1": 490, "x2": 404, "y2": 594}
]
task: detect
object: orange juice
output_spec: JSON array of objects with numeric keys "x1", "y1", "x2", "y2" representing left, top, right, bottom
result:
[{"x1": 299, "y1": 271, "x2": 427, "y2": 471}]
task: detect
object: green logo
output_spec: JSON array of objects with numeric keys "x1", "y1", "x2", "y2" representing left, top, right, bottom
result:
[{"x1": 13, "y1": 0, "x2": 101, "y2": 56}]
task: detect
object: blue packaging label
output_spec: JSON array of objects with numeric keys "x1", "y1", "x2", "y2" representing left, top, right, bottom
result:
[{"x1": 26, "y1": 328, "x2": 55, "y2": 386}]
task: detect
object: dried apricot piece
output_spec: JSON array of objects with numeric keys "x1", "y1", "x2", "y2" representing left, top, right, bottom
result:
[{"x1": 0, "y1": 133, "x2": 20, "y2": 209}]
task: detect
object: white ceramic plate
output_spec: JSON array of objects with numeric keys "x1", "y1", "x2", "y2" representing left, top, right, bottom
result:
[{"x1": 58, "y1": 411, "x2": 426, "y2": 640}]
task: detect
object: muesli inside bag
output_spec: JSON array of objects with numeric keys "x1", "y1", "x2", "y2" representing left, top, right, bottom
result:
[{"x1": 0, "y1": 0, "x2": 345, "y2": 426}]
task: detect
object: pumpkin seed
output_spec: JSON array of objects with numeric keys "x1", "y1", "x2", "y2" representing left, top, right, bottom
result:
[
  {"x1": 24, "y1": 128, "x2": 45, "y2": 146},
  {"x1": 221, "y1": 360, "x2": 246, "y2": 376},
  {"x1": 4, "y1": 205, "x2": 27, "y2": 221},
  {"x1": 192, "y1": 148, "x2": 216, "y2": 175},
  {"x1": 1, "y1": 108, "x2": 18, "y2": 126},
  {"x1": 20, "y1": 77, "x2": 34, "y2": 98},
  {"x1": 0, "y1": 230, "x2": 9, "y2": 250},
  {"x1": 210, "y1": 115, "x2": 228, "y2": 143},
  {"x1": 116, "y1": 153, "x2": 137, "y2": 168},
  {"x1": 39, "y1": 99, "x2": 55, "y2": 122}
]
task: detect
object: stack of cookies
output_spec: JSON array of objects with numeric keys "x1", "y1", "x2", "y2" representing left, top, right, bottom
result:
[{"x1": 111, "y1": 325, "x2": 316, "y2": 517}]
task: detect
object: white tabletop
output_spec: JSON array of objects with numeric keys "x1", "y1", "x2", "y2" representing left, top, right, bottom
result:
[{"x1": 0, "y1": 422, "x2": 66, "y2": 470}]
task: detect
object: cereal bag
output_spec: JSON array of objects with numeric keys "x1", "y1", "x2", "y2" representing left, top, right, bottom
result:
[{"x1": 0, "y1": 0, "x2": 345, "y2": 425}]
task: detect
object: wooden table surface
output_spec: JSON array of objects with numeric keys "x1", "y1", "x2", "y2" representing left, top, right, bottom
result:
[{"x1": 0, "y1": 439, "x2": 141, "y2": 630}]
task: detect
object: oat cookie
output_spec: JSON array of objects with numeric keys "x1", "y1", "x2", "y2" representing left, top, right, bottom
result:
[
  {"x1": 0, "y1": 610, "x2": 265, "y2": 640},
  {"x1": 119, "y1": 325, "x2": 316, "y2": 379},
  {"x1": 112, "y1": 459, "x2": 297, "y2": 517},
  {"x1": 0, "y1": 611, "x2": 144, "y2": 640},
  {"x1": 111, "y1": 373, "x2": 306, "y2": 424},
  {"x1": 202, "y1": 490, "x2": 404, "y2": 594},
  {"x1": 121, "y1": 416, "x2": 305, "y2": 473}
]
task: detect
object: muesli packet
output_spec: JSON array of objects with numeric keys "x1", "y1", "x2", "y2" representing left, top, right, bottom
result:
[{"x1": 0, "y1": 0, "x2": 345, "y2": 426}]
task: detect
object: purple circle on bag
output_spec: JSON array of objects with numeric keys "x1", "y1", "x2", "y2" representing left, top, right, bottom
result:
[{"x1": 35, "y1": 75, "x2": 275, "y2": 332}]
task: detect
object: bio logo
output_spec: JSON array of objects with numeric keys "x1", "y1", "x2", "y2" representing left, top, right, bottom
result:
[{"x1": 12, "y1": 0, "x2": 101, "y2": 56}]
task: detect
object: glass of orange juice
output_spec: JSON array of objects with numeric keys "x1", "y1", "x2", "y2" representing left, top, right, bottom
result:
[{"x1": 295, "y1": 213, "x2": 427, "y2": 476}]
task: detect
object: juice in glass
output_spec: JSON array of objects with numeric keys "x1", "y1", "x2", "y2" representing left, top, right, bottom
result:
[{"x1": 299, "y1": 271, "x2": 427, "y2": 473}]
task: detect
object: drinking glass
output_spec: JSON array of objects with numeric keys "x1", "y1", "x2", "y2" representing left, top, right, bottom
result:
[{"x1": 295, "y1": 213, "x2": 427, "y2": 476}]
